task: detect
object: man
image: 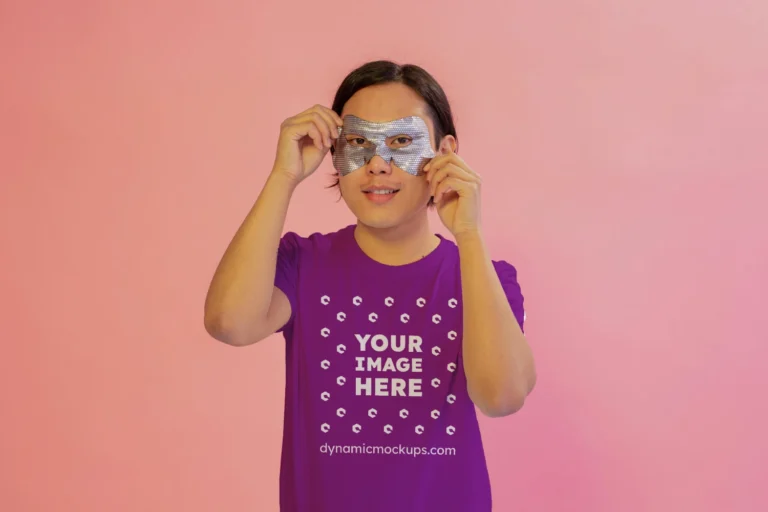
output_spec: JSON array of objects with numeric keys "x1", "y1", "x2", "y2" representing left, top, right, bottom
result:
[{"x1": 204, "y1": 60, "x2": 536, "y2": 511}]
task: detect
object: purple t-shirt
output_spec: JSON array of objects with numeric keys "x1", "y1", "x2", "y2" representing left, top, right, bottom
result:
[{"x1": 273, "y1": 224, "x2": 525, "y2": 512}]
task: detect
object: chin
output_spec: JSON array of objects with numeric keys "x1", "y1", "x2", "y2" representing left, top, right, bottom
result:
[
  {"x1": 352, "y1": 211, "x2": 404, "y2": 230},
  {"x1": 362, "y1": 219, "x2": 403, "y2": 231},
  {"x1": 344, "y1": 204, "x2": 406, "y2": 231}
]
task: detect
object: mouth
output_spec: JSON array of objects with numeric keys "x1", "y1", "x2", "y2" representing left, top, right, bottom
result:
[
  {"x1": 364, "y1": 188, "x2": 400, "y2": 195},
  {"x1": 362, "y1": 186, "x2": 401, "y2": 203}
]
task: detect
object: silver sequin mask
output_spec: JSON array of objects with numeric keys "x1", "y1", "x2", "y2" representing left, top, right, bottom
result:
[{"x1": 332, "y1": 115, "x2": 436, "y2": 176}]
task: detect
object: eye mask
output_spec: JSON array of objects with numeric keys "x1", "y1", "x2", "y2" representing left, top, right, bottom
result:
[{"x1": 332, "y1": 115, "x2": 436, "y2": 176}]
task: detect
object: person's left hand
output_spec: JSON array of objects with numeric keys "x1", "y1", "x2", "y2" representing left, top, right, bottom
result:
[{"x1": 424, "y1": 148, "x2": 482, "y2": 237}]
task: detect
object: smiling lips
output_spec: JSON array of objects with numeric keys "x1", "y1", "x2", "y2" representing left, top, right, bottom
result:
[{"x1": 362, "y1": 184, "x2": 400, "y2": 204}]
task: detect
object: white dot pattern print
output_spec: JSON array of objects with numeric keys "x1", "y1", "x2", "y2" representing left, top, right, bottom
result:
[{"x1": 314, "y1": 293, "x2": 462, "y2": 439}]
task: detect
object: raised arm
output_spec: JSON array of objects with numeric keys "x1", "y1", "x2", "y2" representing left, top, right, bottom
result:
[{"x1": 204, "y1": 105, "x2": 343, "y2": 346}]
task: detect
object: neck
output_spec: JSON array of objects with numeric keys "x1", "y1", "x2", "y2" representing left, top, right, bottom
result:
[{"x1": 354, "y1": 214, "x2": 440, "y2": 266}]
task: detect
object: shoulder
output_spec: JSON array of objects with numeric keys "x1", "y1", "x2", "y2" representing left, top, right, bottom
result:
[
  {"x1": 279, "y1": 224, "x2": 355, "y2": 256},
  {"x1": 438, "y1": 236, "x2": 521, "y2": 283},
  {"x1": 491, "y1": 258, "x2": 525, "y2": 327},
  {"x1": 492, "y1": 259, "x2": 521, "y2": 283},
  {"x1": 491, "y1": 258, "x2": 524, "y2": 297}
]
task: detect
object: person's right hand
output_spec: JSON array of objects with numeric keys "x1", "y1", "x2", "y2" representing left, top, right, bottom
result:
[{"x1": 271, "y1": 105, "x2": 344, "y2": 185}]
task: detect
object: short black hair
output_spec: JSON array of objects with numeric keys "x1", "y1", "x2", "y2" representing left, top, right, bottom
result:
[{"x1": 327, "y1": 60, "x2": 458, "y2": 205}]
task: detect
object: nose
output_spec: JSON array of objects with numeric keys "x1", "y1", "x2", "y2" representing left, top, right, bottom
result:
[{"x1": 366, "y1": 155, "x2": 393, "y2": 176}]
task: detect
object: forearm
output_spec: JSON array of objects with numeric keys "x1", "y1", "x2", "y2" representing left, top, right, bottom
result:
[
  {"x1": 456, "y1": 230, "x2": 536, "y2": 417},
  {"x1": 204, "y1": 171, "x2": 296, "y2": 341}
]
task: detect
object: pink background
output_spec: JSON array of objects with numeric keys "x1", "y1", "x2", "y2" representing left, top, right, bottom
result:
[{"x1": 2, "y1": 0, "x2": 766, "y2": 510}]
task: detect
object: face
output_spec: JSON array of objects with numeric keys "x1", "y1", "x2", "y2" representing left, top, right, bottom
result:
[
  {"x1": 333, "y1": 115, "x2": 435, "y2": 177},
  {"x1": 336, "y1": 82, "x2": 455, "y2": 230}
]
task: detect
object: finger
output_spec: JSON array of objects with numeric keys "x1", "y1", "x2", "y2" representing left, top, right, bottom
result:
[
  {"x1": 297, "y1": 104, "x2": 343, "y2": 127},
  {"x1": 430, "y1": 163, "x2": 480, "y2": 184},
  {"x1": 291, "y1": 112, "x2": 333, "y2": 147},
  {"x1": 452, "y1": 154, "x2": 479, "y2": 179},
  {"x1": 428, "y1": 164, "x2": 479, "y2": 198},
  {"x1": 427, "y1": 163, "x2": 480, "y2": 197},
  {"x1": 303, "y1": 123, "x2": 325, "y2": 151},
  {"x1": 428, "y1": 164, "x2": 456, "y2": 198},
  {"x1": 305, "y1": 104, "x2": 343, "y2": 128},
  {"x1": 425, "y1": 151, "x2": 477, "y2": 178},
  {"x1": 290, "y1": 107, "x2": 341, "y2": 146},
  {"x1": 424, "y1": 145, "x2": 460, "y2": 170},
  {"x1": 286, "y1": 121, "x2": 324, "y2": 150},
  {"x1": 310, "y1": 107, "x2": 343, "y2": 139},
  {"x1": 423, "y1": 153, "x2": 450, "y2": 174},
  {"x1": 434, "y1": 176, "x2": 476, "y2": 204},
  {"x1": 315, "y1": 105, "x2": 344, "y2": 127}
]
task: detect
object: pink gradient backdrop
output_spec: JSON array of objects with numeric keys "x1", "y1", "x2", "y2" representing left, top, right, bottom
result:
[{"x1": 2, "y1": 0, "x2": 766, "y2": 510}]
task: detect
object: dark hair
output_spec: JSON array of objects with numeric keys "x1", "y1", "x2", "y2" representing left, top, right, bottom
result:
[{"x1": 327, "y1": 60, "x2": 458, "y2": 205}]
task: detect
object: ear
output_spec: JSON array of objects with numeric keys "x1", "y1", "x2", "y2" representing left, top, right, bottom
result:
[{"x1": 437, "y1": 135, "x2": 458, "y2": 154}]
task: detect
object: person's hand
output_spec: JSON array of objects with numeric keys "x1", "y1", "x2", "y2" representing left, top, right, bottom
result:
[
  {"x1": 271, "y1": 105, "x2": 343, "y2": 185},
  {"x1": 424, "y1": 148, "x2": 482, "y2": 237}
]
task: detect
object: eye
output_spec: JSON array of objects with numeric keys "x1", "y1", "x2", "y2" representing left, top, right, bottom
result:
[
  {"x1": 389, "y1": 135, "x2": 412, "y2": 148},
  {"x1": 346, "y1": 136, "x2": 369, "y2": 146}
]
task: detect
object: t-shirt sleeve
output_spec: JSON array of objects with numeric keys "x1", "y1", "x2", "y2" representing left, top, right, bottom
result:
[
  {"x1": 274, "y1": 231, "x2": 301, "y2": 333},
  {"x1": 493, "y1": 260, "x2": 526, "y2": 333}
]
